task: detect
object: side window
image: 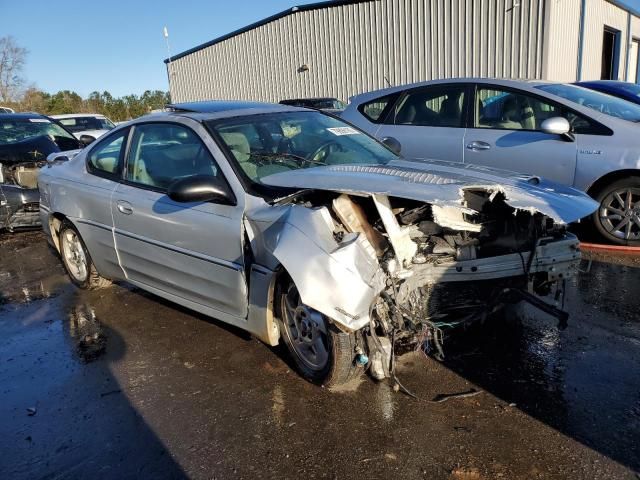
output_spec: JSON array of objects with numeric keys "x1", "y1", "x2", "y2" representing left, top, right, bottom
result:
[
  {"x1": 476, "y1": 87, "x2": 562, "y2": 131},
  {"x1": 393, "y1": 86, "x2": 466, "y2": 127},
  {"x1": 126, "y1": 123, "x2": 219, "y2": 191},
  {"x1": 87, "y1": 129, "x2": 127, "y2": 177},
  {"x1": 359, "y1": 93, "x2": 399, "y2": 123},
  {"x1": 564, "y1": 110, "x2": 611, "y2": 135}
]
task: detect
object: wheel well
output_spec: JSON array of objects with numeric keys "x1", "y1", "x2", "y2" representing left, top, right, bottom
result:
[
  {"x1": 587, "y1": 170, "x2": 640, "y2": 198},
  {"x1": 48, "y1": 212, "x2": 67, "y2": 253}
]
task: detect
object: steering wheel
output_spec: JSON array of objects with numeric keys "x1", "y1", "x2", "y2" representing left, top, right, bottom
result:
[{"x1": 307, "y1": 140, "x2": 343, "y2": 164}]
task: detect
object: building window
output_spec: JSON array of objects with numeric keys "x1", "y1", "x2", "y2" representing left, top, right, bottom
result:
[
  {"x1": 629, "y1": 38, "x2": 640, "y2": 83},
  {"x1": 601, "y1": 27, "x2": 621, "y2": 80}
]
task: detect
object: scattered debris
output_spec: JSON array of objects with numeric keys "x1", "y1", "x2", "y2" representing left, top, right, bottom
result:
[
  {"x1": 454, "y1": 426, "x2": 472, "y2": 433},
  {"x1": 430, "y1": 389, "x2": 482, "y2": 403},
  {"x1": 100, "y1": 389, "x2": 122, "y2": 398}
]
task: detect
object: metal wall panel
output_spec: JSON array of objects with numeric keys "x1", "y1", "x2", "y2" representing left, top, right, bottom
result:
[
  {"x1": 580, "y1": 0, "x2": 629, "y2": 80},
  {"x1": 168, "y1": 0, "x2": 546, "y2": 103},
  {"x1": 542, "y1": 0, "x2": 582, "y2": 82}
]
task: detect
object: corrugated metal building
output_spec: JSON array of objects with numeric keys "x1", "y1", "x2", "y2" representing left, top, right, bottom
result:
[{"x1": 165, "y1": 0, "x2": 640, "y2": 103}]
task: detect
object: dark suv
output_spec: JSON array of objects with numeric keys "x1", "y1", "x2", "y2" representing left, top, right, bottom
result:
[{"x1": 0, "y1": 113, "x2": 81, "y2": 230}]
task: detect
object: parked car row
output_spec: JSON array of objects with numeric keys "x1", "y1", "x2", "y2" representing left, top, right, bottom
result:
[{"x1": 51, "y1": 113, "x2": 115, "y2": 143}]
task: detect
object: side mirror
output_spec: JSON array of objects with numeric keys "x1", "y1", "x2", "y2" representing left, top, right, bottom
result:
[
  {"x1": 79, "y1": 134, "x2": 96, "y2": 147},
  {"x1": 46, "y1": 152, "x2": 69, "y2": 164},
  {"x1": 167, "y1": 174, "x2": 236, "y2": 205},
  {"x1": 540, "y1": 117, "x2": 574, "y2": 141},
  {"x1": 381, "y1": 136, "x2": 402, "y2": 155}
]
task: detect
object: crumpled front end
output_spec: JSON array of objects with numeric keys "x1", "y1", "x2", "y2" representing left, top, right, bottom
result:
[
  {"x1": 0, "y1": 163, "x2": 43, "y2": 231},
  {"x1": 246, "y1": 181, "x2": 592, "y2": 379}
]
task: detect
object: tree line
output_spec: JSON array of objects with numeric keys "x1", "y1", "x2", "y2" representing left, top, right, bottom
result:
[
  {"x1": 0, "y1": 35, "x2": 170, "y2": 122},
  {"x1": 4, "y1": 88, "x2": 171, "y2": 122}
]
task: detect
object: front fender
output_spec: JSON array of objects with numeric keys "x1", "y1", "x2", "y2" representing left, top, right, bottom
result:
[{"x1": 245, "y1": 204, "x2": 384, "y2": 331}]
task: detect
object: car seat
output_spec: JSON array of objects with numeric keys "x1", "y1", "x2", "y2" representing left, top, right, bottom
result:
[
  {"x1": 520, "y1": 100, "x2": 535, "y2": 130},
  {"x1": 499, "y1": 97, "x2": 525, "y2": 129},
  {"x1": 220, "y1": 131, "x2": 258, "y2": 180},
  {"x1": 396, "y1": 102, "x2": 416, "y2": 124},
  {"x1": 130, "y1": 157, "x2": 155, "y2": 186},
  {"x1": 95, "y1": 155, "x2": 117, "y2": 173},
  {"x1": 440, "y1": 97, "x2": 461, "y2": 126}
]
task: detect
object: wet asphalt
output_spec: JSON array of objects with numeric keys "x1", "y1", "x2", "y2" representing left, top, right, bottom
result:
[{"x1": 1, "y1": 231, "x2": 639, "y2": 480}]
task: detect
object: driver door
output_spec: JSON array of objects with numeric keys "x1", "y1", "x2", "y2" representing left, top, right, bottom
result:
[
  {"x1": 112, "y1": 121, "x2": 248, "y2": 318},
  {"x1": 463, "y1": 85, "x2": 577, "y2": 185}
]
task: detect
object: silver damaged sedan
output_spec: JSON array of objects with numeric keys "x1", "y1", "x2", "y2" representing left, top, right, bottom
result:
[{"x1": 39, "y1": 102, "x2": 597, "y2": 387}]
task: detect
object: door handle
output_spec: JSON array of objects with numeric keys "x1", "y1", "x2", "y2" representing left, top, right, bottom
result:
[
  {"x1": 116, "y1": 200, "x2": 133, "y2": 215},
  {"x1": 466, "y1": 140, "x2": 491, "y2": 151}
]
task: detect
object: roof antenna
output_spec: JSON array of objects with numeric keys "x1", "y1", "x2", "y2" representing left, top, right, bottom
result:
[
  {"x1": 163, "y1": 26, "x2": 173, "y2": 104},
  {"x1": 384, "y1": 75, "x2": 392, "y2": 88}
]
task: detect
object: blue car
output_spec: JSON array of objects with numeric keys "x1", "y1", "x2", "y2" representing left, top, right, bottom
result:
[{"x1": 575, "y1": 80, "x2": 640, "y2": 106}]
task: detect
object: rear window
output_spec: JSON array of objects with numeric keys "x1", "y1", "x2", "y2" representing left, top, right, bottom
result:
[{"x1": 358, "y1": 93, "x2": 399, "y2": 123}]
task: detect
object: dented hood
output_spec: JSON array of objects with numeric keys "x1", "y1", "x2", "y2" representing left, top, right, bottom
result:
[{"x1": 261, "y1": 159, "x2": 598, "y2": 224}]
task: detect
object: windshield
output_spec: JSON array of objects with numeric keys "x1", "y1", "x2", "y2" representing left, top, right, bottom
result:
[
  {"x1": 208, "y1": 111, "x2": 396, "y2": 184},
  {"x1": 0, "y1": 117, "x2": 77, "y2": 145},
  {"x1": 537, "y1": 83, "x2": 640, "y2": 122},
  {"x1": 57, "y1": 116, "x2": 116, "y2": 132}
]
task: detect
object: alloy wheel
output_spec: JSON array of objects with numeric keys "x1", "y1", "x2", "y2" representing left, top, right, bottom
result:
[
  {"x1": 61, "y1": 229, "x2": 88, "y2": 282},
  {"x1": 281, "y1": 283, "x2": 330, "y2": 371},
  {"x1": 599, "y1": 187, "x2": 640, "y2": 241}
]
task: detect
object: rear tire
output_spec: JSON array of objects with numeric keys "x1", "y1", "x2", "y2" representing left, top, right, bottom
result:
[
  {"x1": 592, "y1": 176, "x2": 640, "y2": 246},
  {"x1": 276, "y1": 277, "x2": 361, "y2": 387},
  {"x1": 59, "y1": 221, "x2": 111, "y2": 289}
]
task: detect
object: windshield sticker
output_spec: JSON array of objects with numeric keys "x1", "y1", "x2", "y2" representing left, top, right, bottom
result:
[
  {"x1": 327, "y1": 126, "x2": 360, "y2": 136},
  {"x1": 28, "y1": 118, "x2": 50, "y2": 123}
]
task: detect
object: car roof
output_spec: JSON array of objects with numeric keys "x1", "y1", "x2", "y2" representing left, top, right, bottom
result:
[
  {"x1": 575, "y1": 80, "x2": 630, "y2": 86},
  {"x1": 139, "y1": 100, "x2": 311, "y2": 121},
  {"x1": 281, "y1": 97, "x2": 338, "y2": 102},
  {"x1": 50, "y1": 113, "x2": 107, "y2": 119},
  {"x1": 0, "y1": 112, "x2": 50, "y2": 120},
  {"x1": 348, "y1": 77, "x2": 556, "y2": 103},
  {"x1": 167, "y1": 100, "x2": 295, "y2": 113}
]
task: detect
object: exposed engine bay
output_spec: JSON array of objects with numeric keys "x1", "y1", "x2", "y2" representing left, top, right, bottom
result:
[
  {"x1": 0, "y1": 134, "x2": 62, "y2": 231},
  {"x1": 0, "y1": 160, "x2": 44, "y2": 231},
  {"x1": 1, "y1": 161, "x2": 43, "y2": 189},
  {"x1": 263, "y1": 187, "x2": 581, "y2": 381}
]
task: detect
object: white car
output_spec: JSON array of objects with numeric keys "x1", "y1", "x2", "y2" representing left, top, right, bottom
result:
[
  {"x1": 51, "y1": 114, "x2": 115, "y2": 143},
  {"x1": 342, "y1": 78, "x2": 640, "y2": 245}
]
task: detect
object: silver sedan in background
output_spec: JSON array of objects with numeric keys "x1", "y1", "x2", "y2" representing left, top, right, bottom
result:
[{"x1": 342, "y1": 78, "x2": 640, "y2": 245}]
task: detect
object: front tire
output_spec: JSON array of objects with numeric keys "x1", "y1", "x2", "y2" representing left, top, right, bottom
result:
[
  {"x1": 59, "y1": 221, "x2": 111, "y2": 289},
  {"x1": 592, "y1": 177, "x2": 640, "y2": 246},
  {"x1": 276, "y1": 278, "x2": 361, "y2": 387}
]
